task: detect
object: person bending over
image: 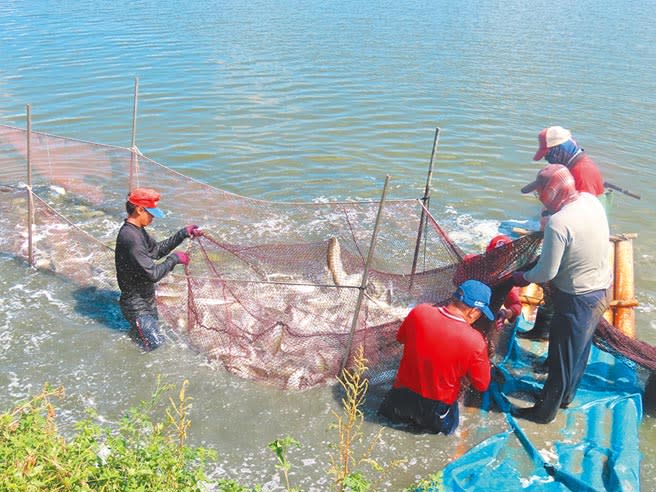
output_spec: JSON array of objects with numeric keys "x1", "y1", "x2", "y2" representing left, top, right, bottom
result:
[{"x1": 378, "y1": 280, "x2": 494, "y2": 435}]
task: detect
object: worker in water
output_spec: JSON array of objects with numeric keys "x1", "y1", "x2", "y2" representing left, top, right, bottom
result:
[
  {"x1": 485, "y1": 234, "x2": 523, "y2": 327},
  {"x1": 378, "y1": 280, "x2": 494, "y2": 435},
  {"x1": 511, "y1": 164, "x2": 611, "y2": 423},
  {"x1": 483, "y1": 235, "x2": 524, "y2": 358},
  {"x1": 115, "y1": 187, "x2": 202, "y2": 351}
]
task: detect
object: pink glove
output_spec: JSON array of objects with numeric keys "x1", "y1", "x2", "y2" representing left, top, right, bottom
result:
[
  {"x1": 174, "y1": 251, "x2": 190, "y2": 266},
  {"x1": 185, "y1": 224, "x2": 203, "y2": 238},
  {"x1": 512, "y1": 271, "x2": 530, "y2": 287}
]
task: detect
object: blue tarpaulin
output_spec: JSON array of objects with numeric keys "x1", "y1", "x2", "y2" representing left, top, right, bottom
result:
[{"x1": 435, "y1": 316, "x2": 642, "y2": 492}]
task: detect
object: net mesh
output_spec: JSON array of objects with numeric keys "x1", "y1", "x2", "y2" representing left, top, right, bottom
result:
[{"x1": 1, "y1": 124, "x2": 652, "y2": 390}]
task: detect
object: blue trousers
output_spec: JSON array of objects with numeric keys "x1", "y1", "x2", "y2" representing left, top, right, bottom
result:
[
  {"x1": 534, "y1": 287, "x2": 609, "y2": 422},
  {"x1": 128, "y1": 314, "x2": 166, "y2": 352}
]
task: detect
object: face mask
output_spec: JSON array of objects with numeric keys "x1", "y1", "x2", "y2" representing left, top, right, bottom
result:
[{"x1": 545, "y1": 140, "x2": 580, "y2": 165}]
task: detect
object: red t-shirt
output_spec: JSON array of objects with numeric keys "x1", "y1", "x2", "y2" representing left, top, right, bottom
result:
[
  {"x1": 393, "y1": 304, "x2": 491, "y2": 404},
  {"x1": 569, "y1": 154, "x2": 604, "y2": 196}
]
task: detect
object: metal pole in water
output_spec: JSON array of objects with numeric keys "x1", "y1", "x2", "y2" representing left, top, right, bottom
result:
[
  {"x1": 409, "y1": 127, "x2": 440, "y2": 289},
  {"x1": 129, "y1": 77, "x2": 139, "y2": 191},
  {"x1": 26, "y1": 104, "x2": 34, "y2": 267},
  {"x1": 340, "y1": 175, "x2": 391, "y2": 372}
]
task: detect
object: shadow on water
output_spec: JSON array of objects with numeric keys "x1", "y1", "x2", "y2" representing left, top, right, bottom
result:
[
  {"x1": 644, "y1": 373, "x2": 656, "y2": 417},
  {"x1": 71, "y1": 286, "x2": 130, "y2": 332}
]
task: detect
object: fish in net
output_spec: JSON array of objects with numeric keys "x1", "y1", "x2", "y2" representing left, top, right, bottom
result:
[{"x1": 1, "y1": 123, "x2": 654, "y2": 393}]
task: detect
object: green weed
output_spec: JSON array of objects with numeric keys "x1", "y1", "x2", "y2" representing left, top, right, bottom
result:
[
  {"x1": 0, "y1": 380, "x2": 229, "y2": 492},
  {"x1": 328, "y1": 346, "x2": 405, "y2": 491}
]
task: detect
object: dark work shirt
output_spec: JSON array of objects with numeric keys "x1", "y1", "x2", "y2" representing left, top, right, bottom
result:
[{"x1": 114, "y1": 221, "x2": 187, "y2": 319}]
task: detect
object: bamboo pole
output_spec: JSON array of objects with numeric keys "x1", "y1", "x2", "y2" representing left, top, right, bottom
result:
[
  {"x1": 409, "y1": 128, "x2": 440, "y2": 289},
  {"x1": 128, "y1": 77, "x2": 139, "y2": 191},
  {"x1": 340, "y1": 175, "x2": 391, "y2": 372},
  {"x1": 26, "y1": 104, "x2": 34, "y2": 267},
  {"x1": 612, "y1": 235, "x2": 636, "y2": 338},
  {"x1": 603, "y1": 240, "x2": 615, "y2": 325}
]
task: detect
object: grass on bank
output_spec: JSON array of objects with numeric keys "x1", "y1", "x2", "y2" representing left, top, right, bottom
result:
[{"x1": 0, "y1": 348, "x2": 445, "y2": 491}]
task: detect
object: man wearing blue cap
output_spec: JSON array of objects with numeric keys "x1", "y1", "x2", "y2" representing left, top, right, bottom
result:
[
  {"x1": 115, "y1": 188, "x2": 202, "y2": 351},
  {"x1": 378, "y1": 280, "x2": 494, "y2": 435}
]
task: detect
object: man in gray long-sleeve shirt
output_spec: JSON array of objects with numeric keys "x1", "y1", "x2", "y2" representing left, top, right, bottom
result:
[{"x1": 511, "y1": 165, "x2": 611, "y2": 423}]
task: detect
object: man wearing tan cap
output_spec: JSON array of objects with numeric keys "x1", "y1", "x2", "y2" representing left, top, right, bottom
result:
[
  {"x1": 115, "y1": 188, "x2": 202, "y2": 351},
  {"x1": 532, "y1": 125, "x2": 604, "y2": 197}
]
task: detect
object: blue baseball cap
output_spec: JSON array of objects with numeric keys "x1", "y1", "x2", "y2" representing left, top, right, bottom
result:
[{"x1": 454, "y1": 280, "x2": 494, "y2": 321}]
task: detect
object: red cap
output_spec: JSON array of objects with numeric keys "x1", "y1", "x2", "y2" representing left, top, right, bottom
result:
[
  {"x1": 486, "y1": 235, "x2": 511, "y2": 253},
  {"x1": 522, "y1": 164, "x2": 572, "y2": 194},
  {"x1": 127, "y1": 188, "x2": 165, "y2": 218}
]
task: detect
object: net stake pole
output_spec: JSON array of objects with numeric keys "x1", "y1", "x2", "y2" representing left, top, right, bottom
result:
[
  {"x1": 409, "y1": 127, "x2": 440, "y2": 290},
  {"x1": 129, "y1": 77, "x2": 139, "y2": 191},
  {"x1": 340, "y1": 175, "x2": 391, "y2": 372},
  {"x1": 26, "y1": 104, "x2": 34, "y2": 267}
]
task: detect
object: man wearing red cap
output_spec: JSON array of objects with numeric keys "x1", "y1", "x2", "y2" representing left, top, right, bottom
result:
[
  {"x1": 115, "y1": 188, "x2": 202, "y2": 351},
  {"x1": 510, "y1": 165, "x2": 611, "y2": 423},
  {"x1": 378, "y1": 280, "x2": 493, "y2": 435}
]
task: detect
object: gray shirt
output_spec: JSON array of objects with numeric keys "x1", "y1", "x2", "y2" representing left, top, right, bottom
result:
[{"x1": 524, "y1": 192, "x2": 612, "y2": 295}]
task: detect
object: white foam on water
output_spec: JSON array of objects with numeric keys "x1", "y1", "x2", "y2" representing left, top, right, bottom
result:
[
  {"x1": 7, "y1": 371, "x2": 33, "y2": 399},
  {"x1": 0, "y1": 328, "x2": 12, "y2": 353},
  {"x1": 23, "y1": 330, "x2": 56, "y2": 355},
  {"x1": 441, "y1": 205, "x2": 504, "y2": 254}
]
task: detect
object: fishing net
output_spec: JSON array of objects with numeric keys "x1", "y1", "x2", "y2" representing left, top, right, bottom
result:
[{"x1": 0, "y1": 124, "x2": 651, "y2": 391}]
